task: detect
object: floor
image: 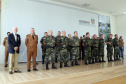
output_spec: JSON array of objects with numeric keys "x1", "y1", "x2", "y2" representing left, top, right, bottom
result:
[
  {"x1": 94, "y1": 75, "x2": 126, "y2": 84},
  {"x1": 0, "y1": 57, "x2": 126, "y2": 84}
]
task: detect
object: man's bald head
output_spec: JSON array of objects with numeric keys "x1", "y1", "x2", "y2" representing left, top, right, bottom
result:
[
  {"x1": 48, "y1": 30, "x2": 53, "y2": 36},
  {"x1": 62, "y1": 30, "x2": 66, "y2": 36}
]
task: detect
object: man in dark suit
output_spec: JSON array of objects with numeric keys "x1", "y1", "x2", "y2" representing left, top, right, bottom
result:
[{"x1": 8, "y1": 27, "x2": 21, "y2": 74}]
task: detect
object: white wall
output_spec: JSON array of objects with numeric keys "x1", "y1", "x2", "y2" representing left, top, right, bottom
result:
[
  {"x1": 116, "y1": 15, "x2": 126, "y2": 55},
  {"x1": 0, "y1": 0, "x2": 117, "y2": 64},
  {"x1": 5, "y1": 0, "x2": 99, "y2": 62},
  {"x1": 0, "y1": 0, "x2": 8, "y2": 64}
]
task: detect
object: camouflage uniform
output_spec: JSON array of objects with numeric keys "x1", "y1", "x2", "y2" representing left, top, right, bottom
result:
[
  {"x1": 113, "y1": 38, "x2": 119, "y2": 61},
  {"x1": 92, "y1": 38, "x2": 100, "y2": 63},
  {"x1": 40, "y1": 36, "x2": 46, "y2": 64},
  {"x1": 44, "y1": 35, "x2": 57, "y2": 70},
  {"x1": 68, "y1": 38, "x2": 72, "y2": 61},
  {"x1": 105, "y1": 37, "x2": 113, "y2": 61},
  {"x1": 83, "y1": 37, "x2": 92, "y2": 65},
  {"x1": 99, "y1": 38, "x2": 105, "y2": 62},
  {"x1": 70, "y1": 36, "x2": 80, "y2": 66},
  {"x1": 55, "y1": 36, "x2": 61, "y2": 62},
  {"x1": 91, "y1": 39, "x2": 94, "y2": 60},
  {"x1": 59, "y1": 36, "x2": 70, "y2": 68}
]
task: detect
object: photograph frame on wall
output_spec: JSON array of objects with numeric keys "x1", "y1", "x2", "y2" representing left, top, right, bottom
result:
[{"x1": 98, "y1": 14, "x2": 111, "y2": 41}]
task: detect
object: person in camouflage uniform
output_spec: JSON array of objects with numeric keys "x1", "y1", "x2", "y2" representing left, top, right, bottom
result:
[
  {"x1": 55, "y1": 31, "x2": 61, "y2": 63},
  {"x1": 92, "y1": 34, "x2": 100, "y2": 63},
  {"x1": 113, "y1": 34, "x2": 119, "y2": 61},
  {"x1": 91, "y1": 36, "x2": 94, "y2": 62},
  {"x1": 99, "y1": 34, "x2": 106, "y2": 62},
  {"x1": 105, "y1": 34, "x2": 114, "y2": 62},
  {"x1": 70, "y1": 31, "x2": 80, "y2": 66},
  {"x1": 43, "y1": 30, "x2": 57, "y2": 70},
  {"x1": 68, "y1": 34, "x2": 72, "y2": 61},
  {"x1": 59, "y1": 31, "x2": 70, "y2": 68},
  {"x1": 40, "y1": 32, "x2": 48, "y2": 64},
  {"x1": 82, "y1": 32, "x2": 92, "y2": 65}
]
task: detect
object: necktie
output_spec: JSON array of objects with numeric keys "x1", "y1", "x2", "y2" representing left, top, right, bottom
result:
[{"x1": 32, "y1": 35, "x2": 34, "y2": 39}]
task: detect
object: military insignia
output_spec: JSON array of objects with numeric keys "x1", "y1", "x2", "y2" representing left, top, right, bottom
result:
[{"x1": 91, "y1": 19, "x2": 95, "y2": 24}]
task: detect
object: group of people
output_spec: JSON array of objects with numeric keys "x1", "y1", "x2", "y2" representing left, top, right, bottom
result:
[{"x1": 3, "y1": 27, "x2": 124, "y2": 74}]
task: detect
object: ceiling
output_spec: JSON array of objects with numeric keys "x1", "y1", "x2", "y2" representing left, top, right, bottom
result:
[{"x1": 49, "y1": 0, "x2": 126, "y2": 16}]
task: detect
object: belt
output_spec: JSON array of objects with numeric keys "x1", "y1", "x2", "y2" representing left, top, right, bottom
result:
[
  {"x1": 71, "y1": 46, "x2": 79, "y2": 47},
  {"x1": 46, "y1": 46, "x2": 55, "y2": 48}
]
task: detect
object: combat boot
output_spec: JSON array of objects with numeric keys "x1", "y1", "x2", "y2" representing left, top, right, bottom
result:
[
  {"x1": 42, "y1": 58, "x2": 44, "y2": 64},
  {"x1": 102, "y1": 58, "x2": 106, "y2": 62},
  {"x1": 95, "y1": 59, "x2": 99, "y2": 63},
  {"x1": 85, "y1": 60, "x2": 88, "y2": 65},
  {"x1": 64, "y1": 62, "x2": 70, "y2": 67},
  {"x1": 55, "y1": 58, "x2": 58, "y2": 63},
  {"x1": 92, "y1": 59, "x2": 95, "y2": 64},
  {"x1": 99, "y1": 59, "x2": 102, "y2": 63},
  {"x1": 75, "y1": 60, "x2": 80, "y2": 66},
  {"x1": 71, "y1": 61, "x2": 74, "y2": 66},
  {"x1": 110, "y1": 57, "x2": 114, "y2": 61},
  {"x1": 46, "y1": 63, "x2": 49, "y2": 70},
  {"x1": 89, "y1": 59, "x2": 92, "y2": 64},
  {"x1": 114, "y1": 57, "x2": 117, "y2": 61},
  {"x1": 60, "y1": 62, "x2": 62, "y2": 68},
  {"x1": 52, "y1": 63, "x2": 57, "y2": 69},
  {"x1": 108, "y1": 57, "x2": 110, "y2": 62}
]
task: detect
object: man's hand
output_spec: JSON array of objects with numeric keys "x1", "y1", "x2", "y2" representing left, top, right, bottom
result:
[
  {"x1": 82, "y1": 44, "x2": 85, "y2": 47},
  {"x1": 44, "y1": 43, "x2": 46, "y2": 45},
  {"x1": 14, "y1": 47, "x2": 18, "y2": 51},
  {"x1": 58, "y1": 43, "x2": 60, "y2": 46}
]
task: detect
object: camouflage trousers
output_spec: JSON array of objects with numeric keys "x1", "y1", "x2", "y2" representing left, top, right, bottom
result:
[
  {"x1": 60, "y1": 48, "x2": 69, "y2": 63},
  {"x1": 99, "y1": 48, "x2": 104, "y2": 59},
  {"x1": 55, "y1": 46, "x2": 60, "y2": 58},
  {"x1": 71, "y1": 47, "x2": 79, "y2": 62},
  {"x1": 107, "y1": 47, "x2": 113, "y2": 58},
  {"x1": 92, "y1": 48, "x2": 99, "y2": 59},
  {"x1": 68, "y1": 47, "x2": 72, "y2": 60},
  {"x1": 45, "y1": 48, "x2": 55, "y2": 63},
  {"x1": 114, "y1": 46, "x2": 119, "y2": 58},
  {"x1": 42, "y1": 46, "x2": 46, "y2": 59},
  {"x1": 85, "y1": 47, "x2": 91, "y2": 61}
]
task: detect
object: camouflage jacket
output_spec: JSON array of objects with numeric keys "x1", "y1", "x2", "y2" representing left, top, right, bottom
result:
[
  {"x1": 40, "y1": 36, "x2": 46, "y2": 46},
  {"x1": 43, "y1": 35, "x2": 55, "y2": 47},
  {"x1": 99, "y1": 38, "x2": 104, "y2": 48},
  {"x1": 83, "y1": 37, "x2": 92, "y2": 48},
  {"x1": 105, "y1": 37, "x2": 113, "y2": 47},
  {"x1": 59, "y1": 36, "x2": 68, "y2": 48},
  {"x1": 113, "y1": 38, "x2": 119, "y2": 47},
  {"x1": 92, "y1": 39, "x2": 99, "y2": 48},
  {"x1": 55, "y1": 36, "x2": 61, "y2": 46},
  {"x1": 71, "y1": 36, "x2": 79, "y2": 47}
]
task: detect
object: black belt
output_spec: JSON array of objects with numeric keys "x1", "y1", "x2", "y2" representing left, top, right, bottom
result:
[
  {"x1": 71, "y1": 46, "x2": 79, "y2": 47},
  {"x1": 93, "y1": 46, "x2": 99, "y2": 48},
  {"x1": 46, "y1": 46, "x2": 55, "y2": 48}
]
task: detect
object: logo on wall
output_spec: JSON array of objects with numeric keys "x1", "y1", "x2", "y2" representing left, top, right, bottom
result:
[
  {"x1": 91, "y1": 19, "x2": 95, "y2": 24},
  {"x1": 79, "y1": 18, "x2": 96, "y2": 27}
]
